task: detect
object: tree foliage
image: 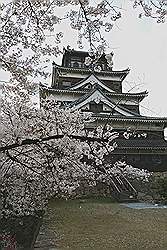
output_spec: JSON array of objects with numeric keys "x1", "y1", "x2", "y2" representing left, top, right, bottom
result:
[
  {"x1": 151, "y1": 175, "x2": 167, "y2": 203},
  {"x1": 134, "y1": 0, "x2": 167, "y2": 23},
  {"x1": 0, "y1": 0, "x2": 158, "y2": 217},
  {"x1": 0, "y1": 86, "x2": 150, "y2": 217}
]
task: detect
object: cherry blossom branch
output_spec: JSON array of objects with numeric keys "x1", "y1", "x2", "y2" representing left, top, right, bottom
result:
[
  {"x1": 0, "y1": 134, "x2": 109, "y2": 152},
  {"x1": 5, "y1": 150, "x2": 48, "y2": 180},
  {"x1": 78, "y1": 0, "x2": 94, "y2": 50}
]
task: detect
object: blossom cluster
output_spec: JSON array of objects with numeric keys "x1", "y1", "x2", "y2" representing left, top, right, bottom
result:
[
  {"x1": 0, "y1": 87, "x2": 151, "y2": 217},
  {"x1": 133, "y1": 0, "x2": 167, "y2": 23}
]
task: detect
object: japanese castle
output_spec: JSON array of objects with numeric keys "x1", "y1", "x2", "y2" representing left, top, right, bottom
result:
[{"x1": 41, "y1": 47, "x2": 167, "y2": 172}]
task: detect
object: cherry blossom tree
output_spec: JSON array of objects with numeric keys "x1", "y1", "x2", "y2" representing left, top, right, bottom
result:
[
  {"x1": 0, "y1": 0, "x2": 155, "y2": 218},
  {"x1": 0, "y1": 85, "x2": 150, "y2": 217},
  {"x1": 0, "y1": 0, "x2": 119, "y2": 85}
]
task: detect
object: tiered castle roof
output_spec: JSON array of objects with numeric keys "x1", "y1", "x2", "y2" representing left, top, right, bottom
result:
[
  {"x1": 40, "y1": 47, "x2": 167, "y2": 171},
  {"x1": 42, "y1": 48, "x2": 167, "y2": 125}
]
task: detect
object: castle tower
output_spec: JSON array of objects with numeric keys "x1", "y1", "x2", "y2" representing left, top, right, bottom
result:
[{"x1": 40, "y1": 47, "x2": 167, "y2": 172}]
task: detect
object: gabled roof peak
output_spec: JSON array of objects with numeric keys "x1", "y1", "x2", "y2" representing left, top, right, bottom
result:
[
  {"x1": 69, "y1": 73, "x2": 115, "y2": 93},
  {"x1": 67, "y1": 88, "x2": 141, "y2": 117}
]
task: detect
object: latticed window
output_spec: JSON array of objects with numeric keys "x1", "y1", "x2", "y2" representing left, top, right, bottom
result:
[
  {"x1": 152, "y1": 155, "x2": 161, "y2": 164},
  {"x1": 70, "y1": 56, "x2": 83, "y2": 68},
  {"x1": 72, "y1": 62, "x2": 79, "y2": 68},
  {"x1": 89, "y1": 103, "x2": 103, "y2": 113},
  {"x1": 62, "y1": 81, "x2": 71, "y2": 87}
]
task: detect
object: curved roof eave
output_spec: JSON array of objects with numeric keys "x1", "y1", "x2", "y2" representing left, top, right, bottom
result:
[
  {"x1": 52, "y1": 63, "x2": 130, "y2": 76},
  {"x1": 41, "y1": 86, "x2": 148, "y2": 99},
  {"x1": 94, "y1": 115, "x2": 167, "y2": 123}
]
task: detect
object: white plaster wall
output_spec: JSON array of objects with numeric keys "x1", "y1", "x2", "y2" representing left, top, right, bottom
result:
[
  {"x1": 60, "y1": 72, "x2": 122, "y2": 81},
  {"x1": 48, "y1": 92, "x2": 82, "y2": 102}
]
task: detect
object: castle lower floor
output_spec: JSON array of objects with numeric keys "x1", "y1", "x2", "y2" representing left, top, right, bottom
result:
[{"x1": 111, "y1": 153, "x2": 167, "y2": 172}]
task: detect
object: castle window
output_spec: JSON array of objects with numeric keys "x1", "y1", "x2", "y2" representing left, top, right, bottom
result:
[
  {"x1": 62, "y1": 81, "x2": 71, "y2": 88},
  {"x1": 90, "y1": 103, "x2": 103, "y2": 113},
  {"x1": 70, "y1": 56, "x2": 83, "y2": 68},
  {"x1": 62, "y1": 101, "x2": 71, "y2": 106},
  {"x1": 85, "y1": 84, "x2": 92, "y2": 89},
  {"x1": 72, "y1": 62, "x2": 79, "y2": 68},
  {"x1": 152, "y1": 155, "x2": 161, "y2": 164}
]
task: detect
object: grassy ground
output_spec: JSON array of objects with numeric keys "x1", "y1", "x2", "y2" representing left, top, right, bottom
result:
[{"x1": 35, "y1": 198, "x2": 167, "y2": 250}]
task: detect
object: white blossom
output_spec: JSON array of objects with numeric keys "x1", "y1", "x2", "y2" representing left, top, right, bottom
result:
[{"x1": 0, "y1": 0, "x2": 156, "y2": 217}]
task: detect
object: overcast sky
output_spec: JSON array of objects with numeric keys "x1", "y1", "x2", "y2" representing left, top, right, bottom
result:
[{"x1": 110, "y1": 1, "x2": 167, "y2": 118}]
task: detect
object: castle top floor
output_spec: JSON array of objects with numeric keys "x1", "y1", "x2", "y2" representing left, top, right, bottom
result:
[
  {"x1": 51, "y1": 47, "x2": 130, "y2": 93},
  {"x1": 61, "y1": 47, "x2": 113, "y2": 71}
]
